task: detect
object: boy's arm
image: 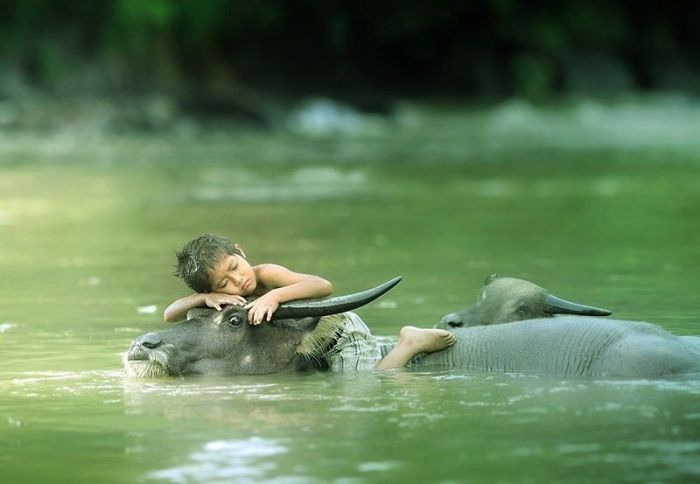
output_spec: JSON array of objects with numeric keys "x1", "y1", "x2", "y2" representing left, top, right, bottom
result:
[
  {"x1": 246, "y1": 264, "x2": 333, "y2": 324},
  {"x1": 163, "y1": 292, "x2": 246, "y2": 322}
]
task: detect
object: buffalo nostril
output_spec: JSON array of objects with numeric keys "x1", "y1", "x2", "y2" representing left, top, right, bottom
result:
[{"x1": 140, "y1": 332, "x2": 162, "y2": 349}]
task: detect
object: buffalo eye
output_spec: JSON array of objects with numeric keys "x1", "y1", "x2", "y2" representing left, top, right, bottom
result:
[
  {"x1": 517, "y1": 304, "x2": 531, "y2": 315},
  {"x1": 225, "y1": 314, "x2": 244, "y2": 327}
]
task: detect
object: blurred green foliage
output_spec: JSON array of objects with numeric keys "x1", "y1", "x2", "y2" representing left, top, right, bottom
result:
[{"x1": 0, "y1": 0, "x2": 698, "y2": 98}]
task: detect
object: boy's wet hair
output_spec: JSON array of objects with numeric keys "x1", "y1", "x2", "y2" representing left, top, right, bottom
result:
[{"x1": 174, "y1": 234, "x2": 242, "y2": 293}]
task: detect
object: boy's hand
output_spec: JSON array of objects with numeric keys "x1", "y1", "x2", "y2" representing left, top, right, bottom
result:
[
  {"x1": 245, "y1": 293, "x2": 280, "y2": 325},
  {"x1": 203, "y1": 293, "x2": 247, "y2": 311}
]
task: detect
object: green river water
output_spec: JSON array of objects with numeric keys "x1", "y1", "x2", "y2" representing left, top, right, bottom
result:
[{"x1": 1, "y1": 98, "x2": 700, "y2": 483}]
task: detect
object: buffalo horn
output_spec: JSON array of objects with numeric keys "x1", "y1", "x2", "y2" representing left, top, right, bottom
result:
[
  {"x1": 273, "y1": 277, "x2": 402, "y2": 319},
  {"x1": 544, "y1": 294, "x2": 612, "y2": 316}
]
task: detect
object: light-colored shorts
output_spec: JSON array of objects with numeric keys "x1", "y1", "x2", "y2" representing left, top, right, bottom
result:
[{"x1": 317, "y1": 312, "x2": 388, "y2": 371}]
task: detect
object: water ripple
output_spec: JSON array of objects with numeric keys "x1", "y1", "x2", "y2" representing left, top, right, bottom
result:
[{"x1": 148, "y1": 437, "x2": 291, "y2": 483}]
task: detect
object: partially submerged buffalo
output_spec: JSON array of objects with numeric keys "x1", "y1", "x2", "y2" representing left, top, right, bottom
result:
[
  {"x1": 425, "y1": 317, "x2": 700, "y2": 377},
  {"x1": 124, "y1": 278, "x2": 402, "y2": 378},
  {"x1": 125, "y1": 276, "x2": 700, "y2": 379}
]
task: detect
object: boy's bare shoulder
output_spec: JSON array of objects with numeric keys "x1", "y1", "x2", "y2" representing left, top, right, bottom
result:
[
  {"x1": 253, "y1": 263, "x2": 290, "y2": 276},
  {"x1": 252, "y1": 264, "x2": 297, "y2": 293}
]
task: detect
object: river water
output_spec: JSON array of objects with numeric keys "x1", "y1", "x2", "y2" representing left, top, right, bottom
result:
[{"x1": 1, "y1": 98, "x2": 700, "y2": 482}]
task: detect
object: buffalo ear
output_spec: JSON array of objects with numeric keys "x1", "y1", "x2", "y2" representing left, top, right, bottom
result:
[{"x1": 484, "y1": 273, "x2": 498, "y2": 286}]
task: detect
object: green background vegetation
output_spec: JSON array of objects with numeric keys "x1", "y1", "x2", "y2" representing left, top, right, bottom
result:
[{"x1": 1, "y1": 0, "x2": 699, "y2": 100}]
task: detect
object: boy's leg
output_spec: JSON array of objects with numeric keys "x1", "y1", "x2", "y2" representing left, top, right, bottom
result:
[
  {"x1": 321, "y1": 313, "x2": 383, "y2": 371},
  {"x1": 376, "y1": 326, "x2": 455, "y2": 370}
]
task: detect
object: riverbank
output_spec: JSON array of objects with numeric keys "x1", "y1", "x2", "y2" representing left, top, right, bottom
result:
[{"x1": 2, "y1": 93, "x2": 700, "y2": 170}]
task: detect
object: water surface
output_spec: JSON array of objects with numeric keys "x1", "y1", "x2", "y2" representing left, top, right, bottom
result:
[{"x1": 2, "y1": 98, "x2": 700, "y2": 482}]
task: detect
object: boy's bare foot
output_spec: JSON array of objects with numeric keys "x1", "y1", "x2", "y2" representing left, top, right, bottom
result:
[
  {"x1": 375, "y1": 325, "x2": 457, "y2": 370},
  {"x1": 398, "y1": 326, "x2": 456, "y2": 354}
]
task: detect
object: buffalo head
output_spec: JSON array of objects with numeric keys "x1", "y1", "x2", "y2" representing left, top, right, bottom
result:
[{"x1": 436, "y1": 274, "x2": 611, "y2": 329}]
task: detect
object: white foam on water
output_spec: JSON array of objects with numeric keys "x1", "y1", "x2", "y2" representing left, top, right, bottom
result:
[
  {"x1": 194, "y1": 166, "x2": 368, "y2": 203},
  {"x1": 432, "y1": 374, "x2": 474, "y2": 381},
  {"x1": 286, "y1": 98, "x2": 388, "y2": 137},
  {"x1": 332, "y1": 404, "x2": 398, "y2": 413},
  {"x1": 5, "y1": 370, "x2": 123, "y2": 393},
  {"x1": 376, "y1": 300, "x2": 397, "y2": 309},
  {"x1": 137, "y1": 305, "x2": 157, "y2": 314},
  {"x1": 148, "y1": 437, "x2": 288, "y2": 483},
  {"x1": 557, "y1": 443, "x2": 603, "y2": 454},
  {"x1": 0, "y1": 210, "x2": 12, "y2": 225},
  {"x1": 12, "y1": 371, "x2": 82, "y2": 384},
  {"x1": 482, "y1": 96, "x2": 700, "y2": 149},
  {"x1": 357, "y1": 461, "x2": 400, "y2": 472},
  {"x1": 595, "y1": 378, "x2": 700, "y2": 394}
]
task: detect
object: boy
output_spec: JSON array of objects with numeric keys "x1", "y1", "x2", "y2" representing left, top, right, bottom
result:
[{"x1": 164, "y1": 234, "x2": 455, "y2": 370}]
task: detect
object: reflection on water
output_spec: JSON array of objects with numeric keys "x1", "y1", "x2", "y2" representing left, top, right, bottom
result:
[
  {"x1": 149, "y1": 437, "x2": 289, "y2": 483},
  {"x1": 3, "y1": 366, "x2": 700, "y2": 482},
  {"x1": 2, "y1": 99, "x2": 700, "y2": 482},
  {"x1": 194, "y1": 166, "x2": 369, "y2": 203}
]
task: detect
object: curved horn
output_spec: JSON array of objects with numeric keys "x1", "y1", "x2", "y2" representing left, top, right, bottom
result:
[
  {"x1": 544, "y1": 294, "x2": 612, "y2": 316},
  {"x1": 273, "y1": 277, "x2": 402, "y2": 319}
]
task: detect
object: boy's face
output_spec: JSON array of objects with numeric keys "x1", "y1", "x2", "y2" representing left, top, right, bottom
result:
[{"x1": 207, "y1": 252, "x2": 257, "y2": 296}]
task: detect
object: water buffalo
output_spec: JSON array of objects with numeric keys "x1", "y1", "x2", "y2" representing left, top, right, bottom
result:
[
  {"x1": 124, "y1": 277, "x2": 402, "y2": 378},
  {"x1": 420, "y1": 317, "x2": 700, "y2": 377},
  {"x1": 437, "y1": 274, "x2": 612, "y2": 329},
  {"x1": 124, "y1": 276, "x2": 700, "y2": 378}
]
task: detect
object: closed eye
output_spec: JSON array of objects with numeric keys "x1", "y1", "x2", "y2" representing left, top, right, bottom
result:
[{"x1": 517, "y1": 304, "x2": 530, "y2": 314}]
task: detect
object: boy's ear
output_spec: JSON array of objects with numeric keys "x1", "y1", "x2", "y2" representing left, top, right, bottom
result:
[{"x1": 235, "y1": 243, "x2": 247, "y2": 259}]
